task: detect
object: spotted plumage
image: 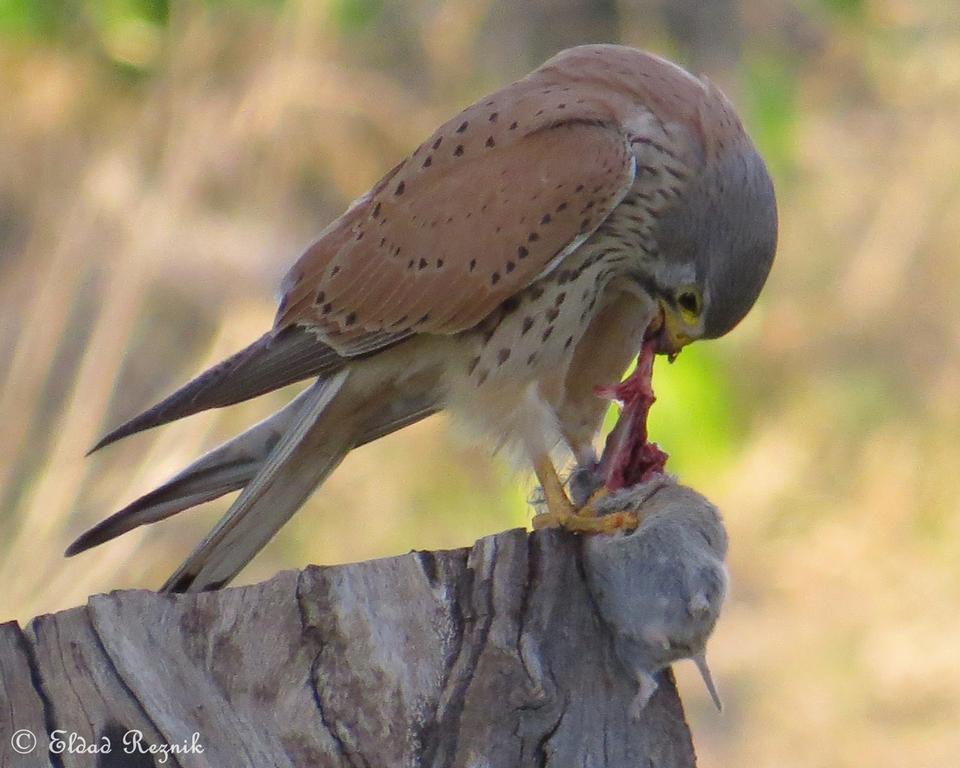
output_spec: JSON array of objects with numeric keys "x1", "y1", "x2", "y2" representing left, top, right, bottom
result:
[{"x1": 71, "y1": 45, "x2": 777, "y2": 593}]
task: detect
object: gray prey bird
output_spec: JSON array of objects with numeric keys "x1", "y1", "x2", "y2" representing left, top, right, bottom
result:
[{"x1": 68, "y1": 45, "x2": 777, "y2": 592}]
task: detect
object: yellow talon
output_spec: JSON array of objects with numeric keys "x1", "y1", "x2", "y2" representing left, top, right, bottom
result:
[
  {"x1": 530, "y1": 455, "x2": 637, "y2": 533},
  {"x1": 577, "y1": 485, "x2": 611, "y2": 517},
  {"x1": 533, "y1": 505, "x2": 638, "y2": 533}
]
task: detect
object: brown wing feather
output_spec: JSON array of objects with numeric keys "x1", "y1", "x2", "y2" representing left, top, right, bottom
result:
[{"x1": 275, "y1": 78, "x2": 636, "y2": 356}]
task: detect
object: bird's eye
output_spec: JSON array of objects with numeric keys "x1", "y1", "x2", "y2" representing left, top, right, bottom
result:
[{"x1": 676, "y1": 287, "x2": 703, "y2": 320}]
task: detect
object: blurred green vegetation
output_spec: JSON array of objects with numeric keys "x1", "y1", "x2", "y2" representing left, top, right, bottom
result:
[
  {"x1": 648, "y1": 344, "x2": 741, "y2": 485},
  {"x1": 0, "y1": 0, "x2": 170, "y2": 68},
  {"x1": 2, "y1": 2, "x2": 959, "y2": 767}
]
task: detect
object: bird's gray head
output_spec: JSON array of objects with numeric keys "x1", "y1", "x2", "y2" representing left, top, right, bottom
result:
[
  {"x1": 641, "y1": 86, "x2": 778, "y2": 353},
  {"x1": 654, "y1": 133, "x2": 777, "y2": 344}
]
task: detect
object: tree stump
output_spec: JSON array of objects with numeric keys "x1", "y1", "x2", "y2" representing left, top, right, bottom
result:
[{"x1": 0, "y1": 528, "x2": 697, "y2": 767}]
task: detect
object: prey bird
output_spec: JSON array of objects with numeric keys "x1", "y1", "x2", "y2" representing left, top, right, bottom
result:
[{"x1": 67, "y1": 45, "x2": 777, "y2": 593}]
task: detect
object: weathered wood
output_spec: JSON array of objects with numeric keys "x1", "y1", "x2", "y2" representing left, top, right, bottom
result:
[{"x1": 1, "y1": 528, "x2": 697, "y2": 767}]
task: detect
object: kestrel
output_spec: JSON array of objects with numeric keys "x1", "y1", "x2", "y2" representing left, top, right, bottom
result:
[{"x1": 67, "y1": 45, "x2": 777, "y2": 592}]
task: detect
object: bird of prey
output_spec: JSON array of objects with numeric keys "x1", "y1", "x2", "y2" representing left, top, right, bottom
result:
[{"x1": 67, "y1": 44, "x2": 777, "y2": 593}]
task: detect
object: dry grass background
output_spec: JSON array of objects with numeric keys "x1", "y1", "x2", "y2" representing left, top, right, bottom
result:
[{"x1": 1, "y1": 1, "x2": 958, "y2": 766}]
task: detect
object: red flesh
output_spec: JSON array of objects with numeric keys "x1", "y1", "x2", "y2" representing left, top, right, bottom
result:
[{"x1": 596, "y1": 339, "x2": 669, "y2": 490}]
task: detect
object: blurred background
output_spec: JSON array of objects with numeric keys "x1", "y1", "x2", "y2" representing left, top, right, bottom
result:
[{"x1": 1, "y1": 0, "x2": 958, "y2": 765}]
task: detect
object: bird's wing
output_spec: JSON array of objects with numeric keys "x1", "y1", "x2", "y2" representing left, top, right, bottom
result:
[
  {"x1": 275, "y1": 88, "x2": 637, "y2": 356},
  {"x1": 89, "y1": 60, "x2": 639, "y2": 451}
]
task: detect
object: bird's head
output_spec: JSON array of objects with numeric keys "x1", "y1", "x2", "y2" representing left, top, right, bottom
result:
[
  {"x1": 640, "y1": 86, "x2": 778, "y2": 358},
  {"x1": 645, "y1": 128, "x2": 777, "y2": 356}
]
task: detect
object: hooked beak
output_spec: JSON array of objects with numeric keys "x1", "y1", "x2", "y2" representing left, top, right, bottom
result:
[{"x1": 647, "y1": 300, "x2": 693, "y2": 360}]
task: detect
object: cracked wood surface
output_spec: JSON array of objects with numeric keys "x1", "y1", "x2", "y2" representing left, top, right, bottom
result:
[{"x1": 0, "y1": 528, "x2": 696, "y2": 767}]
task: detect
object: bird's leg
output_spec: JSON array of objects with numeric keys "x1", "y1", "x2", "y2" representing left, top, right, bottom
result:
[
  {"x1": 554, "y1": 339, "x2": 665, "y2": 533},
  {"x1": 531, "y1": 453, "x2": 638, "y2": 533},
  {"x1": 531, "y1": 453, "x2": 577, "y2": 529}
]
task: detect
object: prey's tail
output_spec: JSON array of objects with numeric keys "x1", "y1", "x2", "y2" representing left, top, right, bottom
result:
[
  {"x1": 693, "y1": 651, "x2": 723, "y2": 712},
  {"x1": 69, "y1": 364, "x2": 440, "y2": 592}
]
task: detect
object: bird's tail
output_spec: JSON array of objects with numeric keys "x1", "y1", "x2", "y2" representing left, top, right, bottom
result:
[
  {"x1": 68, "y1": 365, "x2": 440, "y2": 592},
  {"x1": 161, "y1": 369, "x2": 352, "y2": 592},
  {"x1": 66, "y1": 385, "x2": 321, "y2": 557}
]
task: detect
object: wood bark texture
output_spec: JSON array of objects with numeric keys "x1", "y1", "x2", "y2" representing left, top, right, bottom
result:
[{"x1": 0, "y1": 528, "x2": 696, "y2": 768}]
